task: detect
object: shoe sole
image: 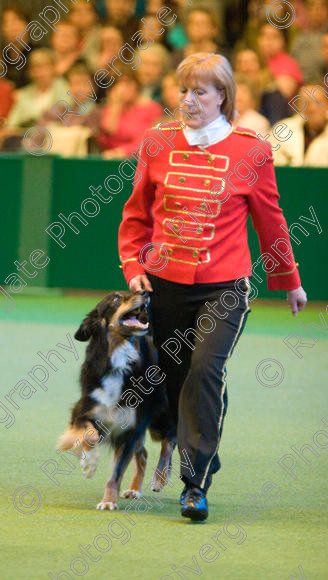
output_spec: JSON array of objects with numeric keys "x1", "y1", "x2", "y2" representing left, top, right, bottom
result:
[{"x1": 181, "y1": 507, "x2": 208, "y2": 521}]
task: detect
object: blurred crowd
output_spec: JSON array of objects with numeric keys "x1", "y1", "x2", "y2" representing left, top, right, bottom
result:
[{"x1": 0, "y1": 0, "x2": 328, "y2": 165}]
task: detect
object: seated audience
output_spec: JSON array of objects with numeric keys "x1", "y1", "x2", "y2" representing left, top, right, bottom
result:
[
  {"x1": 172, "y1": 8, "x2": 222, "y2": 67},
  {"x1": 234, "y1": 48, "x2": 292, "y2": 124},
  {"x1": 234, "y1": 74, "x2": 270, "y2": 134},
  {"x1": 97, "y1": 68, "x2": 162, "y2": 158},
  {"x1": 272, "y1": 83, "x2": 328, "y2": 167},
  {"x1": 51, "y1": 21, "x2": 81, "y2": 77},
  {"x1": 136, "y1": 43, "x2": 172, "y2": 103},
  {"x1": 5, "y1": 49, "x2": 68, "y2": 130},
  {"x1": 104, "y1": 0, "x2": 139, "y2": 40},
  {"x1": 257, "y1": 23, "x2": 304, "y2": 100},
  {"x1": 291, "y1": 0, "x2": 328, "y2": 83},
  {"x1": 0, "y1": 79, "x2": 15, "y2": 124},
  {"x1": 1, "y1": 4, "x2": 30, "y2": 88},
  {"x1": 69, "y1": 0, "x2": 101, "y2": 72}
]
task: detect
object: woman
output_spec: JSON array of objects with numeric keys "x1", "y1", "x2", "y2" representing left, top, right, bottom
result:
[{"x1": 118, "y1": 53, "x2": 307, "y2": 521}]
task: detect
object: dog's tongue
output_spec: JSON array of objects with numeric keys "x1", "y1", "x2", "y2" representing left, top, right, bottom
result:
[{"x1": 122, "y1": 317, "x2": 148, "y2": 329}]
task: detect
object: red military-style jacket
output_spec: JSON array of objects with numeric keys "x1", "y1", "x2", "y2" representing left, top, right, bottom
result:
[{"x1": 118, "y1": 122, "x2": 301, "y2": 291}]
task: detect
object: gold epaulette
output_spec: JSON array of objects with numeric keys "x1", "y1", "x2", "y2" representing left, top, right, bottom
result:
[{"x1": 232, "y1": 127, "x2": 258, "y2": 138}]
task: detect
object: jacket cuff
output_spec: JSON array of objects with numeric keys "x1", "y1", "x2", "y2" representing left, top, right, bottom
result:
[
  {"x1": 119, "y1": 259, "x2": 146, "y2": 286},
  {"x1": 267, "y1": 264, "x2": 301, "y2": 291}
]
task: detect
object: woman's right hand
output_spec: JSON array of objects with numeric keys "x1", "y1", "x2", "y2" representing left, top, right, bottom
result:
[{"x1": 128, "y1": 274, "x2": 153, "y2": 293}]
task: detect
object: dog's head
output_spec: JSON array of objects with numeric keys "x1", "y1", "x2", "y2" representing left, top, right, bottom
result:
[{"x1": 74, "y1": 290, "x2": 150, "y2": 341}]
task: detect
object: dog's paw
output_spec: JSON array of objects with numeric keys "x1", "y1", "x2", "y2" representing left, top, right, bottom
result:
[
  {"x1": 151, "y1": 471, "x2": 167, "y2": 492},
  {"x1": 151, "y1": 480, "x2": 164, "y2": 492},
  {"x1": 96, "y1": 501, "x2": 119, "y2": 511},
  {"x1": 120, "y1": 489, "x2": 142, "y2": 499},
  {"x1": 80, "y1": 449, "x2": 99, "y2": 479}
]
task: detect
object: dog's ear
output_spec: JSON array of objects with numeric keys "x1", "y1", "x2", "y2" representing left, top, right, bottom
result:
[
  {"x1": 75, "y1": 316, "x2": 93, "y2": 341},
  {"x1": 75, "y1": 309, "x2": 99, "y2": 341},
  {"x1": 75, "y1": 300, "x2": 110, "y2": 341}
]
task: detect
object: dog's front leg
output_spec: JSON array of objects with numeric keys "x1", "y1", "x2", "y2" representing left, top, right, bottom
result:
[
  {"x1": 121, "y1": 437, "x2": 147, "y2": 499},
  {"x1": 96, "y1": 443, "x2": 135, "y2": 511}
]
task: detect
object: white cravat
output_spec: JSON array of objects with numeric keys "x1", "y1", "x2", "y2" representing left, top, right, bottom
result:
[{"x1": 183, "y1": 113, "x2": 232, "y2": 147}]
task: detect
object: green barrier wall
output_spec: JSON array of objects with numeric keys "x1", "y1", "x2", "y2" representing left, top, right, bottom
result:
[{"x1": 1, "y1": 154, "x2": 327, "y2": 300}]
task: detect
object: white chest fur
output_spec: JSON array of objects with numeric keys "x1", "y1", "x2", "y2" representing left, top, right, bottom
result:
[
  {"x1": 90, "y1": 340, "x2": 140, "y2": 433},
  {"x1": 110, "y1": 340, "x2": 140, "y2": 371}
]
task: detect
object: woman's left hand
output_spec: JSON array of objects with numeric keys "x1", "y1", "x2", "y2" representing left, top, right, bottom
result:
[{"x1": 287, "y1": 286, "x2": 307, "y2": 317}]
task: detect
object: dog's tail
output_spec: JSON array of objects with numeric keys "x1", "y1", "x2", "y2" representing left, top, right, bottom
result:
[{"x1": 57, "y1": 422, "x2": 100, "y2": 455}]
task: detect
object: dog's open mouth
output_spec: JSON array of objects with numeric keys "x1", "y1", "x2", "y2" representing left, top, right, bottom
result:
[{"x1": 120, "y1": 307, "x2": 149, "y2": 330}]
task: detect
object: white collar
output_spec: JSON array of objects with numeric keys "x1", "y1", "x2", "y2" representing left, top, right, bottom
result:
[{"x1": 183, "y1": 113, "x2": 232, "y2": 147}]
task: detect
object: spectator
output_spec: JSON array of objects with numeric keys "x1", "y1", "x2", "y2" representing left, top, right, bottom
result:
[
  {"x1": 291, "y1": 0, "x2": 328, "y2": 83},
  {"x1": 144, "y1": 0, "x2": 188, "y2": 50},
  {"x1": 136, "y1": 11, "x2": 168, "y2": 46},
  {"x1": 1, "y1": 4, "x2": 30, "y2": 87},
  {"x1": 92, "y1": 25, "x2": 124, "y2": 102},
  {"x1": 40, "y1": 60, "x2": 101, "y2": 131},
  {"x1": 272, "y1": 83, "x2": 328, "y2": 166},
  {"x1": 136, "y1": 43, "x2": 172, "y2": 102},
  {"x1": 51, "y1": 21, "x2": 81, "y2": 77},
  {"x1": 172, "y1": 8, "x2": 222, "y2": 67},
  {"x1": 104, "y1": 0, "x2": 139, "y2": 40},
  {"x1": 234, "y1": 74, "x2": 270, "y2": 134},
  {"x1": 0, "y1": 78, "x2": 15, "y2": 124},
  {"x1": 234, "y1": 48, "x2": 292, "y2": 124},
  {"x1": 161, "y1": 70, "x2": 180, "y2": 113},
  {"x1": 97, "y1": 67, "x2": 162, "y2": 158},
  {"x1": 257, "y1": 24, "x2": 304, "y2": 100},
  {"x1": 5, "y1": 48, "x2": 68, "y2": 129},
  {"x1": 236, "y1": 0, "x2": 270, "y2": 52},
  {"x1": 96, "y1": 25, "x2": 124, "y2": 70},
  {"x1": 69, "y1": 0, "x2": 101, "y2": 72}
]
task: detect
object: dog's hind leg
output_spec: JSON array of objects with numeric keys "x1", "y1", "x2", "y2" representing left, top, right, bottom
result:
[
  {"x1": 151, "y1": 438, "x2": 176, "y2": 492},
  {"x1": 121, "y1": 437, "x2": 148, "y2": 500}
]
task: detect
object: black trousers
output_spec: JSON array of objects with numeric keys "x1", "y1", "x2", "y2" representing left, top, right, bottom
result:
[{"x1": 147, "y1": 273, "x2": 251, "y2": 492}]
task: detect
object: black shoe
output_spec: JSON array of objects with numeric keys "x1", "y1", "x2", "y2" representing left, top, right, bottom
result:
[
  {"x1": 179, "y1": 484, "x2": 188, "y2": 505},
  {"x1": 181, "y1": 486, "x2": 208, "y2": 521}
]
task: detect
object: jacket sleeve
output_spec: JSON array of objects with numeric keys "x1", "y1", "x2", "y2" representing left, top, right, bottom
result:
[
  {"x1": 118, "y1": 131, "x2": 156, "y2": 286},
  {"x1": 247, "y1": 146, "x2": 301, "y2": 291}
]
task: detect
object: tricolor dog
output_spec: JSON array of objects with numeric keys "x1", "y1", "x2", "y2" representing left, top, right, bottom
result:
[{"x1": 58, "y1": 290, "x2": 176, "y2": 510}]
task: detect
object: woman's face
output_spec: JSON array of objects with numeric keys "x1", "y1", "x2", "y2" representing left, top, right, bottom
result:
[
  {"x1": 258, "y1": 24, "x2": 285, "y2": 60},
  {"x1": 178, "y1": 78, "x2": 224, "y2": 129},
  {"x1": 52, "y1": 24, "x2": 79, "y2": 54},
  {"x1": 29, "y1": 57, "x2": 56, "y2": 88},
  {"x1": 235, "y1": 50, "x2": 260, "y2": 77},
  {"x1": 186, "y1": 11, "x2": 217, "y2": 43},
  {"x1": 2, "y1": 10, "x2": 27, "y2": 42}
]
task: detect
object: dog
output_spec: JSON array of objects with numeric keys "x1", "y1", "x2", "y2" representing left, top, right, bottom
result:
[{"x1": 58, "y1": 290, "x2": 176, "y2": 510}]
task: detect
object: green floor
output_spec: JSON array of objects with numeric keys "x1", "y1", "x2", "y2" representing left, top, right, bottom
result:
[{"x1": 1, "y1": 295, "x2": 327, "y2": 580}]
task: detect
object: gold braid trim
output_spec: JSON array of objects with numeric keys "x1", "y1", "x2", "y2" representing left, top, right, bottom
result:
[
  {"x1": 118, "y1": 257, "x2": 139, "y2": 268},
  {"x1": 232, "y1": 128, "x2": 258, "y2": 138},
  {"x1": 267, "y1": 263, "x2": 299, "y2": 277}
]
